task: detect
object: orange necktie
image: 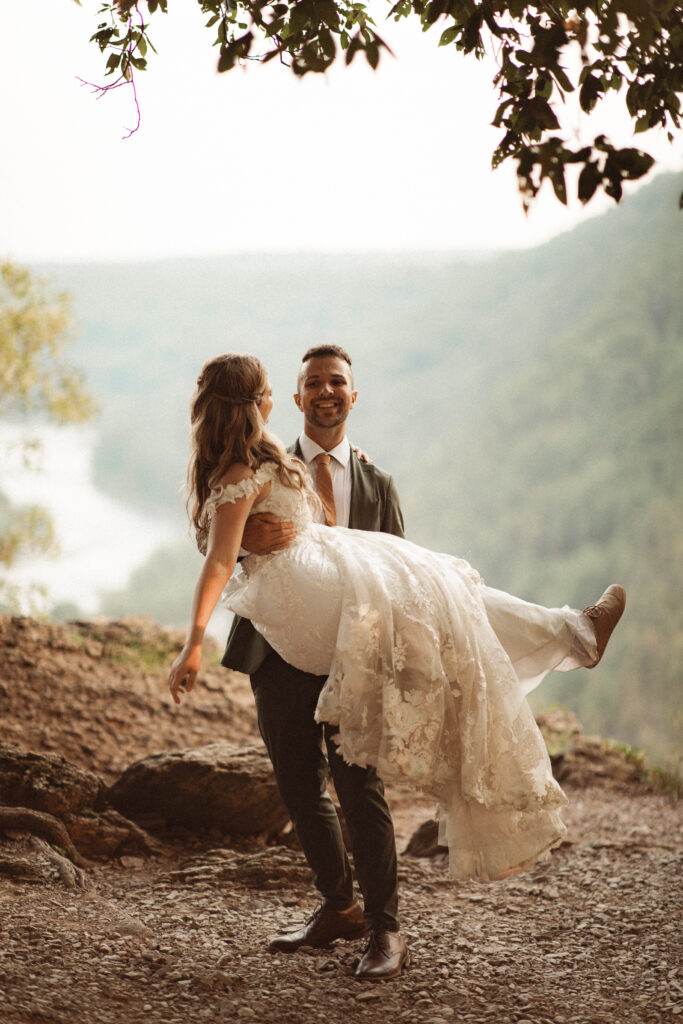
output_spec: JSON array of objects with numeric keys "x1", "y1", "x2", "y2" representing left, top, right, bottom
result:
[{"x1": 315, "y1": 453, "x2": 337, "y2": 527}]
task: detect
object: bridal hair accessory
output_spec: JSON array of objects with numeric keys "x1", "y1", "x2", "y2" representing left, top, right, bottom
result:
[{"x1": 208, "y1": 391, "x2": 263, "y2": 406}]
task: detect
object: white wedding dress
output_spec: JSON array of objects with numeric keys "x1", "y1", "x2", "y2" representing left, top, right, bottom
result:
[{"x1": 208, "y1": 462, "x2": 597, "y2": 882}]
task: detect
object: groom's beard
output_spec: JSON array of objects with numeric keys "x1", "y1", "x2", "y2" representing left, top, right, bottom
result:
[{"x1": 306, "y1": 403, "x2": 348, "y2": 429}]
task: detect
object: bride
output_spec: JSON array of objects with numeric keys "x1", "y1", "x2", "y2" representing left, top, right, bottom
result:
[{"x1": 168, "y1": 353, "x2": 626, "y2": 882}]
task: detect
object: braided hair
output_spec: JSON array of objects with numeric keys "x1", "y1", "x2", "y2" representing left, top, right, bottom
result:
[{"x1": 187, "y1": 353, "x2": 308, "y2": 551}]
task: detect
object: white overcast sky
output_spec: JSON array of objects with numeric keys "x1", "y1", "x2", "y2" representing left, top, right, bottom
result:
[{"x1": 1, "y1": 1, "x2": 680, "y2": 261}]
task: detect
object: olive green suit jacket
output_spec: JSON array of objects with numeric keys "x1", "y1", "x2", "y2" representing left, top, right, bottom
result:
[{"x1": 221, "y1": 441, "x2": 405, "y2": 675}]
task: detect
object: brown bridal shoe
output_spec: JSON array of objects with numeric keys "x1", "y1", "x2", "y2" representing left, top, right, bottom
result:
[
  {"x1": 583, "y1": 584, "x2": 626, "y2": 667},
  {"x1": 355, "y1": 930, "x2": 410, "y2": 981},
  {"x1": 269, "y1": 902, "x2": 367, "y2": 953}
]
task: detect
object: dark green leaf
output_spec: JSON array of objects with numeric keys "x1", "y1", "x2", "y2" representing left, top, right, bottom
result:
[
  {"x1": 550, "y1": 166, "x2": 567, "y2": 205},
  {"x1": 579, "y1": 74, "x2": 602, "y2": 113},
  {"x1": 577, "y1": 163, "x2": 601, "y2": 204},
  {"x1": 319, "y1": 27, "x2": 336, "y2": 58},
  {"x1": 492, "y1": 98, "x2": 514, "y2": 128},
  {"x1": 345, "y1": 32, "x2": 361, "y2": 65},
  {"x1": 366, "y1": 38, "x2": 379, "y2": 69},
  {"x1": 217, "y1": 31, "x2": 253, "y2": 72},
  {"x1": 535, "y1": 75, "x2": 552, "y2": 99},
  {"x1": 552, "y1": 64, "x2": 574, "y2": 93}
]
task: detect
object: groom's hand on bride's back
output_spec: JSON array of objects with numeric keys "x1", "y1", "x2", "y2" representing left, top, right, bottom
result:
[{"x1": 242, "y1": 512, "x2": 297, "y2": 556}]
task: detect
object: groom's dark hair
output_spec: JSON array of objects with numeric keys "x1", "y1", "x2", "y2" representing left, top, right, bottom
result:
[{"x1": 301, "y1": 345, "x2": 352, "y2": 367}]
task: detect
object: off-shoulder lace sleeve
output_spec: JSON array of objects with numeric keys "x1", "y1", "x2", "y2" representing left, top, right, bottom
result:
[
  {"x1": 205, "y1": 463, "x2": 274, "y2": 518},
  {"x1": 195, "y1": 462, "x2": 276, "y2": 555}
]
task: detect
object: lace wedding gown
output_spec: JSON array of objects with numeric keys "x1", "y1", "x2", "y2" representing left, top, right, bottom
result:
[{"x1": 208, "y1": 462, "x2": 597, "y2": 882}]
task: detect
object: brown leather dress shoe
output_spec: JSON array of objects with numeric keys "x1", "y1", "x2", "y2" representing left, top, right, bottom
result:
[
  {"x1": 355, "y1": 930, "x2": 409, "y2": 981},
  {"x1": 582, "y1": 584, "x2": 626, "y2": 667},
  {"x1": 269, "y1": 902, "x2": 367, "y2": 953}
]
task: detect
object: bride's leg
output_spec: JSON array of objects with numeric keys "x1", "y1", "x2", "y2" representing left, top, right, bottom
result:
[{"x1": 479, "y1": 585, "x2": 599, "y2": 695}]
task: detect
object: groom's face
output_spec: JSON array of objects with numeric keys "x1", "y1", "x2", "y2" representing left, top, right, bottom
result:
[{"x1": 294, "y1": 355, "x2": 357, "y2": 431}]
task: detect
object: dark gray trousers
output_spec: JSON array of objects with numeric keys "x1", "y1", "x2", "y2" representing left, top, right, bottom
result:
[{"x1": 251, "y1": 650, "x2": 399, "y2": 932}]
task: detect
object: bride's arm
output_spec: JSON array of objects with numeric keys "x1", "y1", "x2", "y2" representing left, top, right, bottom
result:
[{"x1": 168, "y1": 482, "x2": 263, "y2": 704}]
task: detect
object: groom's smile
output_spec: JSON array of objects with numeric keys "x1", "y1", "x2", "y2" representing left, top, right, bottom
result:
[{"x1": 294, "y1": 354, "x2": 358, "y2": 436}]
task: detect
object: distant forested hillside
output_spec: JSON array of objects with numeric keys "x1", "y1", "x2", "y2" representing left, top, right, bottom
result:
[{"x1": 39, "y1": 172, "x2": 683, "y2": 760}]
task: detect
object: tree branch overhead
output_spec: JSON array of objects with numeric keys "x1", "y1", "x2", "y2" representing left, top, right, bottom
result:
[{"x1": 83, "y1": 2, "x2": 683, "y2": 208}]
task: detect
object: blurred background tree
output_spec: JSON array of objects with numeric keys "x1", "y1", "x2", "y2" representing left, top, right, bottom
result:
[{"x1": 0, "y1": 262, "x2": 97, "y2": 610}]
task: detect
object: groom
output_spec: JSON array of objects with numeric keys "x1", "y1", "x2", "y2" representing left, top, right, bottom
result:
[{"x1": 221, "y1": 345, "x2": 409, "y2": 981}]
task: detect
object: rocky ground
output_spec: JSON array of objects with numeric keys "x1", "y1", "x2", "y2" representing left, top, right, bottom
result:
[{"x1": 1, "y1": 615, "x2": 681, "y2": 1024}]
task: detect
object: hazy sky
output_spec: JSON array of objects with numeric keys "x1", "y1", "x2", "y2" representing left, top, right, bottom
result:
[{"x1": 1, "y1": 1, "x2": 680, "y2": 261}]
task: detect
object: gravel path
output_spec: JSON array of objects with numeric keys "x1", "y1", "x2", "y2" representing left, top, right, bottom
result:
[{"x1": 1, "y1": 786, "x2": 681, "y2": 1024}]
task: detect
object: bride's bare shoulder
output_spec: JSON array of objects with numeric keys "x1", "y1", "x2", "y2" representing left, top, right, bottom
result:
[{"x1": 220, "y1": 462, "x2": 255, "y2": 486}]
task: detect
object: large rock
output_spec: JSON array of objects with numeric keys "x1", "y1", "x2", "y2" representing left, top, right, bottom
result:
[
  {"x1": 536, "y1": 710, "x2": 647, "y2": 788},
  {"x1": 403, "y1": 818, "x2": 447, "y2": 859},
  {"x1": 0, "y1": 742, "x2": 106, "y2": 818},
  {"x1": 67, "y1": 808, "x2": 166, "y2": 862},
  {"x1": 108, "y1": 742, "x2": 289, "y2": 836},
  {"x1": 0, "y1": 743, "x2": 161, "y2": 863}
]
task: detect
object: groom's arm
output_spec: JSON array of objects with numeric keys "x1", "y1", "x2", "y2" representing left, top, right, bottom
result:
[{"x1": 241, "y1": 513, "x2": 297, "y2": 555}]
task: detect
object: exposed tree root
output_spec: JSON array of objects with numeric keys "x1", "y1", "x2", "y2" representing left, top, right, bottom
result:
[{"x1": 0, "y1": 805, "x2": 90, "y2": 869}]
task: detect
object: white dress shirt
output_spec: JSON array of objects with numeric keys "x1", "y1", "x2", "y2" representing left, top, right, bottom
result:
[{"x1": 298, "y1": 433, "x2": 352, "y2": 528}]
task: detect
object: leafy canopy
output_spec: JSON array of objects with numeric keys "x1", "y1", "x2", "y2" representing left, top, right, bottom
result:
[{"x1": 85, "y1": 0, "x2": 683, "y2": 208}]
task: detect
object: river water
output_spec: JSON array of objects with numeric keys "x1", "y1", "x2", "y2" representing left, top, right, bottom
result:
[{"x1": 2, "y1": 423, "x2": 179, "y2": 615}]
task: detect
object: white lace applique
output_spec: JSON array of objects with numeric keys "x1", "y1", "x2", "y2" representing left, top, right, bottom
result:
[{"x1": 206, "y1": 463, "x2": 275, "y2": 517}]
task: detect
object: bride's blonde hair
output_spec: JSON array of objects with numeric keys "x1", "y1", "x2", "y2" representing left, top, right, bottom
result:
[{"x1": 187, "y1": 353, "x2": 309, "y2": 551}]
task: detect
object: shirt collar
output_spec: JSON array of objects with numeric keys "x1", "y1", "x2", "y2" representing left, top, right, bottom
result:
[{"x1": 299, "y1": 433, "x2": 351, "y2": 467}]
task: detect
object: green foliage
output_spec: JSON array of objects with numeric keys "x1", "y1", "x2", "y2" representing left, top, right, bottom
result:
[
  {"x1": 602, "y1": 739, "x2": 647, "y2": 770},
  {"x1": 600, "y1": 739, "x2": 682, "y2": 796},
  {"x1": 61, "y1": 619, "x2": 180, "y2": 668},
  {"x1": 0, "y1": 490, "x2": 55, "y2": 569},
  {"x1": 0, "y1": 489, "x2": 55, "y2": 611},
  {"x1": 0, "y1": 262, "x2": 97, "y2": 609},
  {"x1": 86, "y1": 1, "x2": 682, "y2": 208},
  {"x1": 646, "y1": 758, "x2": 682, "y2": 798},
  {"x1": 0, "y1": 262, "x2": 95, "y2": 426},
  {"x1": 0, "y1": 578, "x2": 48, "y2": 617}
]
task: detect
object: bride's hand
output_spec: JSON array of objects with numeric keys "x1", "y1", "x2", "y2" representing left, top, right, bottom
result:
[
  {"x1": 352, "y1": 445, "x2": 372, "y2": 464},
  {"x1": 168, "y1": 643, "x2": 202, "y2": 705}
]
